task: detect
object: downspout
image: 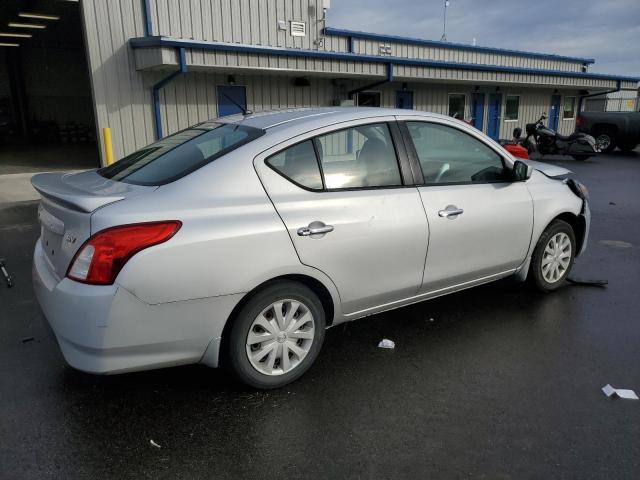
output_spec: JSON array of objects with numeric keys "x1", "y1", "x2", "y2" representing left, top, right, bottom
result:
[
  {"x1": 142, "y1": 0, "x2": 153, "y2": 36},
  {"x1": 577, "y1": 79, "x2": 621, "y2": 113},
  {"x1": 348, "y1": 63, "x2": 394, "y2": 99},
  {"x1": 143, "y1": 0, "x2": 188, "y2": 140},
  {"x1": 152, "y1": 47, "x2": 188, "y2": 140}
]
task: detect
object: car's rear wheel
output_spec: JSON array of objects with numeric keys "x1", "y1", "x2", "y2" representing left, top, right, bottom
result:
[
  {"x1": 226, "y1": 281, "x2": 325, "y2": 389},
  {"x1": 529, "y1": 220, "x2": 576, "y2": 292}
]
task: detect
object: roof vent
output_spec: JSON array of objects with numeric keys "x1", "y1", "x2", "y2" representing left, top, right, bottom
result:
[{"x1": 290, "y1": 21, "x2": 306, "y2": 37}]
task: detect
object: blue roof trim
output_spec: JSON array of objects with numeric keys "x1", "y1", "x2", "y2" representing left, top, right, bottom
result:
[
  {"x1": 129, "y1": 36, "x2": 640, "y2": 83},
  {"x1": 324, "y1": 27, "x2": 596, "y2": 65}
]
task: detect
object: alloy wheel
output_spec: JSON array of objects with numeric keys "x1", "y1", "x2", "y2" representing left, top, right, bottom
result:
[
  {"x1": 541, "y1": 232, "x2": 572, "y2": 283},
  {"x1": 245, "y1": 299, "x2": 315, "y2": 376}
]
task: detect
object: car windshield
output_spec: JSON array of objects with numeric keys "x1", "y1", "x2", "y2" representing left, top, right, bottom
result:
[{"x1": 98, "y1": 122, "x2": 264, "y2": 185}]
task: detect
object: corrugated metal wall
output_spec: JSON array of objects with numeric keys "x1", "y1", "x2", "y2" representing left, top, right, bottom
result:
[
  {"x1": 157, "y1": 72, "x2": 337, "y2": 136},
  {"x1": 145, "y1": 0, "x2": 587, "y2": 73},
  {"x1": 352, "y1": 40, "x2": 585, "y2": 73},
  {"x1": 82, "y1": 0, "x2": 155, "y2": 162},
  {"x1": 148, "y1": 0, "x2": 326, "y2": 49},
  {"x1": 81, "y1": 0, "x2": 602, "y2": 163}
]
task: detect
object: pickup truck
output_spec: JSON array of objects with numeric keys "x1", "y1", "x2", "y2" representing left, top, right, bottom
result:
[{"x1": 576, "y1": 111, "x2": 640, "y2": 153}]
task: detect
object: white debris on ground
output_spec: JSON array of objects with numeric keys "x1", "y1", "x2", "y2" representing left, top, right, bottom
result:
[
  {"x1": 602, "y1": 384, "x2": 639, "y2": 400},
  {"x1": 378, "y1": 339, "x2": 395, "y2": 349},
  {"x1": 150, "y1": 439, "x2": 162, "y2": 449}
]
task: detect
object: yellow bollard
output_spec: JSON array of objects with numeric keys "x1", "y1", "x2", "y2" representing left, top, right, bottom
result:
[{"x1": 103, "y1": 127, "x2": 114, "y2": 166}]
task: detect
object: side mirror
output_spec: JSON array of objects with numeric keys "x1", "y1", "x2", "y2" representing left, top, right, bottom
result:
[{"x1": 512, "y1": 160, "x2": 532, "y2": 181}]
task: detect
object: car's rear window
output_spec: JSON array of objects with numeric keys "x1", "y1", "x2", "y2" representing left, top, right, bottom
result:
[{"x1": 98, "y1": 122, "x2": 264, "y2": 185}]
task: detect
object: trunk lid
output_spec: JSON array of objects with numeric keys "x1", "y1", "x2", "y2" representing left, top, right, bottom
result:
[{"x1": 32, "y1": 170, "x2": 156, "y2": 278}]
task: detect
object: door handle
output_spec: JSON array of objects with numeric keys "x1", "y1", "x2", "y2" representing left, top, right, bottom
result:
[
  {"x1": 438, "y1": 206, "x2": 464, "y2": 218},
  {"x1": 297, "y1": 221, "x2": 334, "y2": 237}
]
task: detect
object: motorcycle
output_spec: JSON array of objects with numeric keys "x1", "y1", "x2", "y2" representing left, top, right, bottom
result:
[{"x1": 516, "y1": 113, "x2": 599, "y2": 161}]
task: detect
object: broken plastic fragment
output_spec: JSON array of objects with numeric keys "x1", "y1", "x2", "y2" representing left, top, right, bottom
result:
[
  {"x1": 378, "y1": 339, "x2": 395, "y2": 349},
  {"x1": 602, "y1": 384, "x2": 639, "y2": 400},
  {"x1": 150, "y1": 439, "x2": 161, "y2": 448}
]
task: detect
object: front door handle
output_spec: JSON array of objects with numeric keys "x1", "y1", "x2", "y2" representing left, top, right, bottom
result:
[
  {"x1": 297, "y1": 221, "x2": 334, "y2": 237},
  {"x1": 438, "y1": 206, "x2": 464, "y2": 218}
]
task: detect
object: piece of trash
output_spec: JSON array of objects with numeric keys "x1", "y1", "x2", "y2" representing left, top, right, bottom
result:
[
  {"x1": 602, "y1": 384, "x2": 639, "y2": 400},
  {"x1": 566, "y1": 277, "x2": 608, "y2": 288},
  {"x1": 21, "y1": 337, "x2": 35, "y2": 343},
  {"x1": 0, "y1": 259, "x2": 13, "y2": 288},
  {"x1": 378, "y1": 339, "x2": 395, "y2": 349},
  {"x1": 149, "y1": 439, "x2": 162, "y2": 449},
  {"x1": 609, "y1": 202, "x2": 617, "y2": 206}
]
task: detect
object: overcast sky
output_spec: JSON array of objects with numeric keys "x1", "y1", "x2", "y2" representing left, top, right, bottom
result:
[{"x1": 326, "y1": 0, "x2": 640, "y2": 77}]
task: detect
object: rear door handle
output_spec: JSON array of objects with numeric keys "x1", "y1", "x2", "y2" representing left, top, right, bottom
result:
[
  {"x1": 438, "y1": 206, "x2": 464, "y2": 218},
  {"x1": 297, "y1": 221, "x2": 334, "y2": 237}
]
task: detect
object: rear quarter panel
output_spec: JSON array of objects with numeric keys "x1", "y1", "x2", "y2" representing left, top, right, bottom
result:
[{"x1": 90, "y1": 146, "x2": 341, "y2": 312}]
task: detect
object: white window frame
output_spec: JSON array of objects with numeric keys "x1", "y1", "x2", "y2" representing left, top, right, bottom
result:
[
  {"x1": 563, "y1": 96, "x2": 577, "y2": 120},
  {"x1": 447, "y1": 93, "x2": 467, "y2": 119},
  {"x1": 504, "y1": 94, "x2": 520, "y2": 122}
]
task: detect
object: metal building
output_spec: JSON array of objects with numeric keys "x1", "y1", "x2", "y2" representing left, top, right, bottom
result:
[{"x1": 1, "y1": 0, "x2": 638, "y2": 168}]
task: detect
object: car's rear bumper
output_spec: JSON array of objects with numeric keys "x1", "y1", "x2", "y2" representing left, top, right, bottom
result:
[{"x1": 32, "y1": 238, "x2": 242, "y2": 374}]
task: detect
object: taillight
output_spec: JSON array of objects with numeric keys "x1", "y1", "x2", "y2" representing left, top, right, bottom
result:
[
  {"x1": 67, "y1": 221, "x2": 182, "y2": 285},
  {"x1": 575, "y1": 115, "x2": 583, "y2": 128}
]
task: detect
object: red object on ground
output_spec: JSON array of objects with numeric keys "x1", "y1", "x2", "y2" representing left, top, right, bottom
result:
[{"x1": 503, "y1": 143, "x2": 529, "y2": 160}]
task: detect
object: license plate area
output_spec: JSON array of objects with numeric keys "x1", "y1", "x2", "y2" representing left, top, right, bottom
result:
[{"x1": 38, "y1": 205, "x2": 65, "y2": 272}]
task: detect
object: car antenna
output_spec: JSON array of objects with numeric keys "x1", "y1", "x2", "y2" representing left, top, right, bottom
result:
[{"x1": 219, "y1": 91, "x2": 252, "y2": 117}]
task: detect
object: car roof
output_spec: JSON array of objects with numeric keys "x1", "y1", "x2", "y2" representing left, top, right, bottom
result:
[{"x1": 212, "y1": 107, "x2": 449, "y2": 132}]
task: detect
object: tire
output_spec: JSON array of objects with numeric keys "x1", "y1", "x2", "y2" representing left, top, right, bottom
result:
[
  {"x1": 618, "y1": 141, "x2": 638, "y2": 152},
  {"x1": 594, "y1": 130, "x2": 616, "y2": 153},
  {"x1": 529, "y1": 220, "x2": 576, "y2": 292},
  {"x1": 226, "y1": 280, "x2": 326, "y2": 389}
]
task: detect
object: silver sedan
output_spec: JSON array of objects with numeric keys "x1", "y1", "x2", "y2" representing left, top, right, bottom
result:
[{"x1": 32, "y1": 108, "x2": 590, "y2": 388}]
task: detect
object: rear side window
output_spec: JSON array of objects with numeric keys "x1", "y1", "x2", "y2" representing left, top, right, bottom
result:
[
  {"x1": 316, "y1": 123, "x2": 401, "y2": 189},
  {"x1": 266, "y1": 123, "x2": 403, "y2": 191},
  {"x1": 266, "y1": 140, "x2": 323, "y2": 190},
  {"x1": 99, "y1": 123, "x2": 264, "y2": 186}
]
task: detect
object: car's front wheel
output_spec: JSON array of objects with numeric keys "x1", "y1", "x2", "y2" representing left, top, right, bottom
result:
[
  {"x1": 226, "y1": 281, "x2": 325, "y2": 389},
  {"x1": 529, "y1": 220, "x2": 576, "y2": 292}
]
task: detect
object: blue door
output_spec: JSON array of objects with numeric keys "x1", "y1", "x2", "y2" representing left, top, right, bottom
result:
[
  {"x1": 395, "y1": 91, "x2": 413, "y2": 109},
  {"x1": 217, "y1": 85, "x2": 247, "y2": 117},
  {"x1": 549, "y1": 95, "x2": 561, "y2": 131},
  {"x1": 487, "y1": 94, "x2": 502, "y2": 140},
  {"x1": 471, "y1": 93, "x2": 485, "y2": 131}
]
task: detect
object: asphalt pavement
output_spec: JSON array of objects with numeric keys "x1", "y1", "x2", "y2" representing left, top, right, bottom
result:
[{"x1": 1, "y1": 149, "x2": 639, "y2": 479}]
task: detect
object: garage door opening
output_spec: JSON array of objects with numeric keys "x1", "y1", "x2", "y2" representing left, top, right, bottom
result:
[{"x1": 0, "y1": 0, "x2": 99, "y2": 175}]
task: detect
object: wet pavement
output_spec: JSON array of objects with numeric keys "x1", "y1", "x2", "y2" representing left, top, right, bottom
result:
[{"x1": 1, "y1": 150, "x2": 639, "y2": 479}]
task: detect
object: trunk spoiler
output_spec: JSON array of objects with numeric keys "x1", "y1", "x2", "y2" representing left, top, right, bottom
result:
[{"x1": 31, "y1": 171, "x2": 155, "y2": 213}]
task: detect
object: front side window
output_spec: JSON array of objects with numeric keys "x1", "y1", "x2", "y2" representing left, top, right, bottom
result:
[
  {"x1": 316, "y1": 123, "x2": 402, "y2": 189},
  {"x1": 99, "y1": 122, "x2": 263, "y2": 185},
  {"x1": 563, "y1": 96, "x2": 576, "y2": 119},
  {"x1": 448, "y1": 94, "x2": 466, "y2": 119},
  {"x1": 505, "y1": 95, "x2": 520, "y2": 121},
  {"x1": 266, "y1": 140, "x2": 323, "y2": 190},
  {"x1": 406, "y1": 121, "x2": 507, "y2": 184}
]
